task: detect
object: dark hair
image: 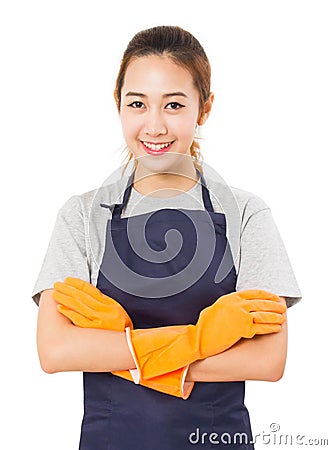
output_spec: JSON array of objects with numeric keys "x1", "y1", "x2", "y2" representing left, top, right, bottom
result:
[{"x1": 115, "y1": 26, "x2": 211, "y2": 175}]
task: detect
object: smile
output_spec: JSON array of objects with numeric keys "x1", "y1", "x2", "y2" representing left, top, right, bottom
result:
[
  {"x1": 142, "y1": 141, "x2": 173, "y2": 151},
  {"x1": 141, "y1": 141, "x2": 174, "y2": 155}
]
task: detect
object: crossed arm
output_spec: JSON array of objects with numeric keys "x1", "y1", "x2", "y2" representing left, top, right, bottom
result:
[{"x1": 37, "y1": 289, "x2": 287, "y2": 382}]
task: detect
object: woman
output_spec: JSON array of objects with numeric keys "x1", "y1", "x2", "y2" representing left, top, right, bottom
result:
[{"x1": 33, "y1": 25, "x2": 302, "y2": 449}]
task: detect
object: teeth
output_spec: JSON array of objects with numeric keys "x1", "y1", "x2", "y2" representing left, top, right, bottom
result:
[{"x1": 143, "y1": 141, "x2": 172, "y2": 151}]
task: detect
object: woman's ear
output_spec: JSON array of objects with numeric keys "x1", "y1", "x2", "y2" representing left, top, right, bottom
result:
[
  {"x1": 114, "y1": 90, "x2": 120, "y2": 112},
  {"x1": 197, "y1": 92, "x2": 214, "y2": 126}
]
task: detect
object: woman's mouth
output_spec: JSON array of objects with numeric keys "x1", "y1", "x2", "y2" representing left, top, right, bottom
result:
[{"x1": 141, "y1": 141, "x2": 174, "y2": 155}]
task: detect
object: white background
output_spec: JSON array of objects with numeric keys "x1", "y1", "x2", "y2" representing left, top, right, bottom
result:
[{"x1": 1, "y1": 0, "x2": 331, "y2": 448}]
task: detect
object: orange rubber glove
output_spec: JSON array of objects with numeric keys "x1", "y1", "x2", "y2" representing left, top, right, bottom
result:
[
  {"x1": 53, "y1": 278, "x2": 193, "y2": 399},
  {"x1": 53, "y1": 277, "x2": 133, "y2": 331},
  {"x1": 125, "y1": 289, "x2": 287, "y2": 382}
]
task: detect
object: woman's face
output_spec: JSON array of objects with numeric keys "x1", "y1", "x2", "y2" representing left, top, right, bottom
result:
[{"x1": 118, "y1": 55, "x2": 212, "y2": 176}]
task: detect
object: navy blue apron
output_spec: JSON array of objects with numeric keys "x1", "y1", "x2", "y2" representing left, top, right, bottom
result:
[{"x1": 79, "y1": 167, "x2": 255, "y2": 450}]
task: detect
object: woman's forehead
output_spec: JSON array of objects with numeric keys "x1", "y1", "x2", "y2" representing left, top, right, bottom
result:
[{"x1": 122, "y1": 55, "x2": 196, "y2": 96}]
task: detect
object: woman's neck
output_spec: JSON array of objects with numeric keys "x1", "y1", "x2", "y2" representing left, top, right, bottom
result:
[{"x1": 133, "y1": 163, "x2": 199, "y2": 198}]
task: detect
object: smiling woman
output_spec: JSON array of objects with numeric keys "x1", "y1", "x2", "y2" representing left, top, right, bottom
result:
[
  {"x1": 33, "y1": 25, "x2": 302, "y2": 450},
  {"x1": 113, "y1": 26, "x2": 214, "y2": 195},
  {"x1": 117, "y1": 54, "x2": 213, "y2": 191}
]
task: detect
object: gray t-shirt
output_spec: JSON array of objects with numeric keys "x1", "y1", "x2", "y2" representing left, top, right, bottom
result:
[{"x1": 32, "y1": 171, "x2": 302, "y2": 308}]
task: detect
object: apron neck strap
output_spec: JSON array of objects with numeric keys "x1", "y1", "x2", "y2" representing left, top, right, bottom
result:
[{"x1": 113, "y1": 166, "x2": 214, "y2": 219}]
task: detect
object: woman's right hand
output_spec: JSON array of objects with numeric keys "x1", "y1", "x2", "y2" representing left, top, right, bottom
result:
[
  {"x1": 196, "y1": 289, "x2": 287, "y2": 359},
  {"x1": 124, "y1": 289, "x2": 287, "y2": 380}
]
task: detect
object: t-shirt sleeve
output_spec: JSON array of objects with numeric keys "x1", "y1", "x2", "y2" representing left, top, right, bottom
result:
[
  {"x1": 31, "y1": 195, "x2": 90, "y2": 306},
  {"x1": 235, "y1": 197, "x2": 302, "y2": 308}
]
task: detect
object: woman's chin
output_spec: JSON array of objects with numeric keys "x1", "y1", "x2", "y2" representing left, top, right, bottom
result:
[{"x1": 135, "y1": 152, "x2": 194, "y2": 174}]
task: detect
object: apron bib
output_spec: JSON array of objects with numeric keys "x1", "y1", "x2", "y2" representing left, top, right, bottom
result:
[{"x1": 79, "y1": 167, "x2": 254, "y2": 450}]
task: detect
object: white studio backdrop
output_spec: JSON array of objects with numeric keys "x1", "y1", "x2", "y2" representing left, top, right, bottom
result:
[{"x1": 1, "y1": 0, "x2": 331, "y2": 448}]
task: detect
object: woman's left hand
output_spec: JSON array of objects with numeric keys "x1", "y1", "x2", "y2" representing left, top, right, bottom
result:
[
  {"x1": 53, "y1": 277, "x2": 133, "y2": 331},
  {"x1": 53, "y1": 277, "x2": 193, "y2": 399}
]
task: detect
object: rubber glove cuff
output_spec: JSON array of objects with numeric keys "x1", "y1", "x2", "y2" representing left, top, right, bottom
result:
[{"x1": 125, "y1": 326, "x2": 193, "y2": 399}]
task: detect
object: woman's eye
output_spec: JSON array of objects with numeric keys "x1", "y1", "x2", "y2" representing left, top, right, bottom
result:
[
  {"x1": 128, "y1": 101, "x2": 144, "y2": 109},
  {"x1": 165, "y1": 102, "x2": 185, "y2": 110}
]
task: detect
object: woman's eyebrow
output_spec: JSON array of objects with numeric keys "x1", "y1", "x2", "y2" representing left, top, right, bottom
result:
[
  {"x1": 163, "y1": 92, "x2": 188, "y2": 98},
  {"x1": 125, "y1": 91, "x2": 188, "y2": 98}
]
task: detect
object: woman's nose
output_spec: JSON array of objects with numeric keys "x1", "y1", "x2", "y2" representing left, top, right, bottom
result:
[{"x1": 144, "y1": 110, "x2": 167, "y2": 136}]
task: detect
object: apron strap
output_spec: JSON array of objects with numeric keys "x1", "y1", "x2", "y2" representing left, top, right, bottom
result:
[
  {"x1": 108, "y1": 165, "x2": 215, "y2": 220},
  {"x1": 198, "y1": 168, "x2": 214, "y2": 213}
]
